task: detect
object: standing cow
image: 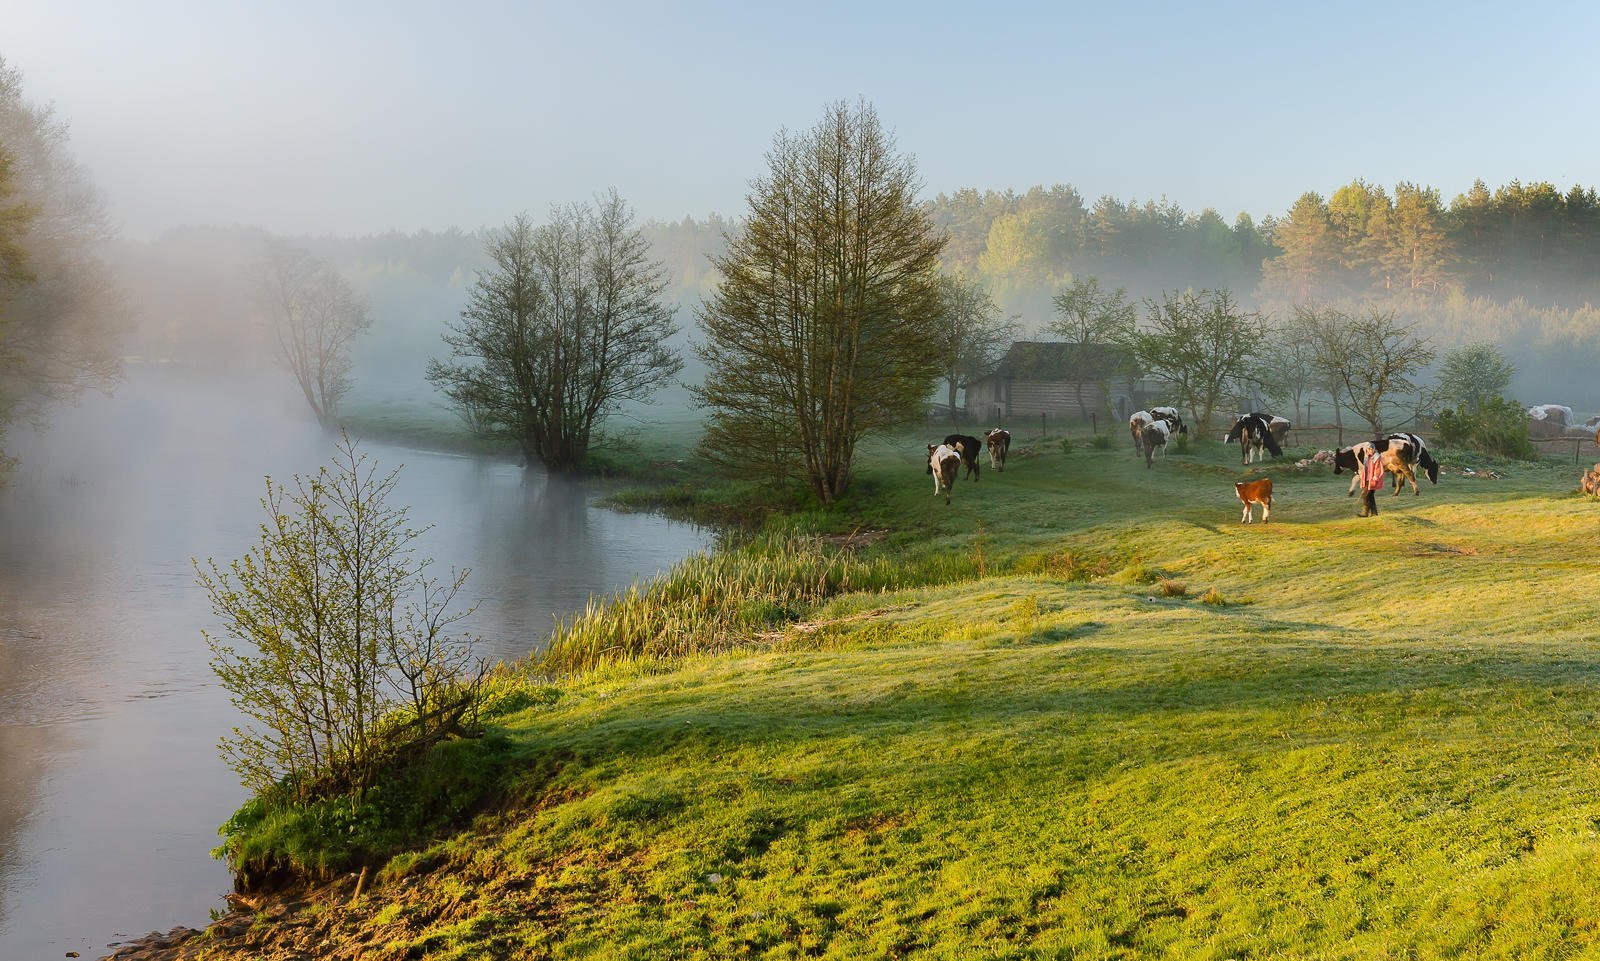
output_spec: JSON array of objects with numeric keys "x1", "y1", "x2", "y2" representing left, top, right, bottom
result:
[
  {"x1": 927, "y1": 443, "x2": 963, "y2": 504},
  {"x1": 943, "y1": 434, "x2": 982, "y2": 481},
  {"x1": 984, "y1": 428, "x2": 1011, "y2": 472}
]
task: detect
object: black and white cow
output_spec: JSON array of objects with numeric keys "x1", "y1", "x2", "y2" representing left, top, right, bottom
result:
[
  {"x1": 1138, "y1": 419, "x2": 1171, "y2": 469},
  {"x1": 1149, "y1": 406, "x2": 1189, "y2": 437},
  {"x1": 984, "y1": 428, "x2": 1011, "y2": 472},
  {"x1": 1225, "y1": 413, "x2": 1284, "y2": 465},
  {"x1": 943, "y1": 434, "x2": 982, "y2": 481},
  {"x1": 927, "y1": 443, "x2": 963, "y2": 504},
  {"x1": 1249, "y1": 412, "x2": 1291, "y2": 447},
  {"x1": 1332, "y1": 441, "x2": 1379, "y2": 496}
]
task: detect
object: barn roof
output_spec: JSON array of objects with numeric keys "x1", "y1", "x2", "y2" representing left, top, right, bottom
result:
[{"x1": 986, "y1": 341, "x2": 1135, "y2": 381}]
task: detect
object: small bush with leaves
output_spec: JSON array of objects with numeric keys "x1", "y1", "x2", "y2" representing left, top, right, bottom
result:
[
  {"x1": 196, "y1": 434, "x2": 485, "y2": 805},
  {"x1": 1435, "y1": 396, "x2": 1539, "y2": 460},
  {"x1": 1059, "y1": 438, "x2": 1074, "y2": 455},
  {"x1": 1090, "y1": 434, "x2": 1114, "y2": 450}
]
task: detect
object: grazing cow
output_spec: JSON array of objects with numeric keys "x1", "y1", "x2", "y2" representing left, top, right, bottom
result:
[
  {"x1": 927, "y1": 443, "x2": 963, "y2": 504},
  {"x1": 984, "y1": 428, "x2": 1011, "y2": 472},
  {"x1": 1129, "y1": 410, "x2": 1155, "y2": 453},
  {"x1": 1138, "y1": 419, "x2": 1171, "y2": 468},
  {"x1": 1234, "y1": 477, "x2": 1273, "y2": 524},
  {"x1": 1248, "y1": 412, "x2": 1291, "y2": 447},
  {"x1": 1335, "y1": 435, "x2": 1439, "y2": 497},
  {"x1": 1225, "y1": 413, "x2": 1284, "y2": 464},
  {"x1": 1372, "y1": 434, "x2": 1438, "y2": 496},
  {"x1": 1149, "y1": 406, "x2": 1189, "y2": 436},
  {"x1": 943, "y1": 434, "x2": 982, "y2": 481},
  {"x1": 1383, "y1": 432, "x2": 1440, "y2": 490}
]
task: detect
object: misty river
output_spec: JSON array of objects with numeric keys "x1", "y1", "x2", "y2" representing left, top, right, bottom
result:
[{"x1": 0, "y1": 366, "x2": 711, "y2": 958}]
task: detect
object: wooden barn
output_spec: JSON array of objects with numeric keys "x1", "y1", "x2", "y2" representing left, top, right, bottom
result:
[{"x1": 963, "y1": 341, "x2": 1141, "y2": 422}]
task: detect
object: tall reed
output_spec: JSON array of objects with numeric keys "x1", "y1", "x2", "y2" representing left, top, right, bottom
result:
[{"x1": 532, "y1": 534, "x2": 976, "y2": 675}]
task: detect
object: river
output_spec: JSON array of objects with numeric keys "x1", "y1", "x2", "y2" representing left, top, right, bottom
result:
[{"x1": 0, "y1": 367, "x2": 711, "y2": 959}]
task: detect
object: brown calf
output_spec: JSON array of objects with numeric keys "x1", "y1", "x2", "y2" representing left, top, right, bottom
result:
[{"x1": 1235, "y1": 477, "x2": 1273, "y2": 524}]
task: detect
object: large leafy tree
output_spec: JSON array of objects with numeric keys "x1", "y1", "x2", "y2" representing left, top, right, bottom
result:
[
  {"x1": 695, "y1": 100, "x2": 945, "y2": 505},
  {"x1": 1122, "y1": 288, "x2": 1266, "y2": 433},
  {"x1": 1259, "y1": 192, "x2": 1343, "y2": 302},
  {"x1": 1367, "y1": 182, "x2": 1452, "y2": 293},
  {"x1": 0, "y1": 57, "x2": 121, "y2": 472},
  {"x1": 428, "y1": 191, "x2": 681, "y2": 472},
  {"x1": 1436, "y1": 342, "x2": 1514, "y2": 413}
]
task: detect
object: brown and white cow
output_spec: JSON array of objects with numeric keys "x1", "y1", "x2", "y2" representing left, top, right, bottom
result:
[
  {"x1": 927, "y1": 443, "x2": 963, "y2": 504},
  {"x1": 1138, "y1": 419, "x2": 1171, "y2": 468},
  {"x1": 1234, "y1": 477, "x2": 1273, "y2": 524},
  {"x1": 984, "y1": 428, "x2": 1011, "y2": 472},
  {"x1": 1129, "y1": 410, "x2": 1155, "y2": 453}
]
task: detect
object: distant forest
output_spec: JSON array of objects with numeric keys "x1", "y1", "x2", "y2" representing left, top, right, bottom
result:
[{"x1": 115, "y1": 176, "x2": 1600, "y2": 409}]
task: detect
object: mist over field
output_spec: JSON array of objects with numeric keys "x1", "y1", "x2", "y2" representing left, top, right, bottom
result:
[{"x1": 6, "y1": 3, "x2": 1600, "y2": 957}]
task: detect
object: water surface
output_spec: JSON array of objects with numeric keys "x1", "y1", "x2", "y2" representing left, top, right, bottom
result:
[{"x1": 0, "y1": 367, "x2": 709, "y2": 958}]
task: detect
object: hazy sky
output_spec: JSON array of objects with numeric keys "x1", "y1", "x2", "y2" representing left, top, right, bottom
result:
[{"x1": 7, "y1": 0, "x2": 1598, "y2": 239}]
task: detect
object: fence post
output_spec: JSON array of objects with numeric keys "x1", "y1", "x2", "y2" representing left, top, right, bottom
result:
[
  {"x1": 1040, "y1": 411, "x2": 1047, "y2": 440},
  {"x1": 1091, "y1": 413, "x2": 1097, "y2": 436}
]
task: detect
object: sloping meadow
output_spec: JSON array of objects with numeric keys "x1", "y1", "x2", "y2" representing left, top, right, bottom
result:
[{"x1": 212, "y1": 435, "x2": 1600, "y2": 958}]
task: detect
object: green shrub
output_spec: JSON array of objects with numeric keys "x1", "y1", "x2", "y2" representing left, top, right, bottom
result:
[
  {"x1": 1058, "y1": 438, "x2": 1074, "y2": 455},
  {"x1": 1173, "y1": 433, "x2": 1190, "y2": 454},
  {"x1": 1435, "y1": 396, "x2": 1539, "y2": 460},
  {"x1": 1090, "y1": 434, "x2": 1114, "y2": 450}
]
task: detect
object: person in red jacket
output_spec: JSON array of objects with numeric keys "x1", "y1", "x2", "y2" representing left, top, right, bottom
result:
[{"x1": 1358, "y1": 445, "x2": 1385, "y2": 517}]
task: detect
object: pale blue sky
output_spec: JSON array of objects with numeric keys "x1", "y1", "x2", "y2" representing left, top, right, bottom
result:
[{"x1": 6, "y1": 0, "x2": 1597, "y2": 238}]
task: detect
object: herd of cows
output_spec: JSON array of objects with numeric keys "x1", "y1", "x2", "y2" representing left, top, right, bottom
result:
[{"x1": 925, "y1": 407, "x2": 1444, "y2": 523}]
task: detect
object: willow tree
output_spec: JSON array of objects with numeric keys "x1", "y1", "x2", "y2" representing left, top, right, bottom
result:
[
  {"x1": 428, "y1": 191, "x2": 680, "y2": 472},
  {"x1": 695, "y1": 100, "x2": 945, "y2": 504}
]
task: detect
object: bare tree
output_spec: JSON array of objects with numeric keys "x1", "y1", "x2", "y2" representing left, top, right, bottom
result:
[
  {"x1": 426, "y1": 191, "x2": 681, "y2": 472},
  {"x1": 257, "y1": 240, "x2": 372, "y2": 427},
  {"x1": 1307, "y1": 306, "x2": 1434, "y2": 434},
  {"x1": 1121, "y1": 288, "x2": 1266, "y2": 433},
  {"x1": 1048, "y1": 275, "x2": 1137, "y2": 419},
  {"x1": 933, "y1": 274, "x2": 1017, "y2": 422},
  {"x1": 1262, "y1": 311, "x2": 1320, "y2": 424},
  {"x1": 695, "y1": 100, "x2": 945, "y2": 504}
]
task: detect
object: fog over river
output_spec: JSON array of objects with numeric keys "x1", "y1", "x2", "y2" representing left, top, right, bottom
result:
[{"x1": 0, "y1": 366, "x2": 710, "y2": 958}]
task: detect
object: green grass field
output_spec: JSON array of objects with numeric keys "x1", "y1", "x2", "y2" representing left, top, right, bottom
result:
[{"x1": 213, "y1": 427, "x2": 1600, "y2": 960}]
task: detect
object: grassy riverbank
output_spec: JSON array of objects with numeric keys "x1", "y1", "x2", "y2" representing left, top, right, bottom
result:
[{"x1": 195, "y1": 426, "x2": 1600, "y2": 959}]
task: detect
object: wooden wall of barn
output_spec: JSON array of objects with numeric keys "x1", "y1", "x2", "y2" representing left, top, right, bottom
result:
[{"x1": 964, "y1": 379, "x2": 1106, "y2": 420}]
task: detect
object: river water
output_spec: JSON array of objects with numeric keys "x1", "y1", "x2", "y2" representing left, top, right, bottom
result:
[{"x1": 0, "y1": 367, "x2": 710, "y2": 959}]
